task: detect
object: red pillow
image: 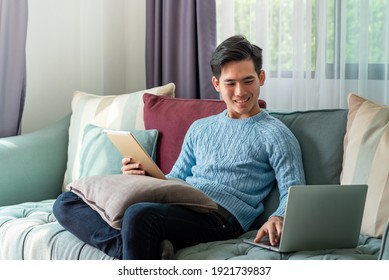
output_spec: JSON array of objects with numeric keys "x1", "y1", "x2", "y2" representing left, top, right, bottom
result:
[{"x1": 143, "y1": 94, "x2": 267, "y2": 174}]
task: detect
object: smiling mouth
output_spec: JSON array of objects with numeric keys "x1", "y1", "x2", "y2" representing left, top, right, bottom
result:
[{"x1": 234, "y1": 97, "x2": 250, "y2": 104}]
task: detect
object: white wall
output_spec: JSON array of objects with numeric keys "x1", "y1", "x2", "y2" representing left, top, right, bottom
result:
[{"x1": 22, "y1": 0, "x2": 146, "y2": 133}]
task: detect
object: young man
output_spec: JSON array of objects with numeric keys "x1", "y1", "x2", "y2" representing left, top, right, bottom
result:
[{"x1": 54, "y1": 35, "x2": 305, "y2": 259}]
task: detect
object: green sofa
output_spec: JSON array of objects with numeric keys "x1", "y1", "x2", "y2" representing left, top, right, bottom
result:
[{"x1": 0, "y1": 96, "x2": 388, "y2": 260}]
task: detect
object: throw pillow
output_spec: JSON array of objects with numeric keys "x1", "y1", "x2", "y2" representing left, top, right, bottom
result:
[
  {"x1": 79, "y1": 124, "x2": 159, "y2": 178},
  {"x1": 66, "y1": 174, "x2": 218, "y2": 229},
  {"x1": 64, "y1": 83, "x2": 175, "y2": 186},
  {"x1": 341, "y1": 93, "x2": 389, "y2": 237},
  {"x1": 143, "y1": 93, "x2": 267, "y2": 174}
]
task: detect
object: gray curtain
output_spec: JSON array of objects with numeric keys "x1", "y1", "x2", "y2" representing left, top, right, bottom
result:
[
  {"x1": 0, "y1": 0, "x2": 28, "y2": 137},
  {"x1": 146, "y1": 0, "x2": 218, "y2": 99}
]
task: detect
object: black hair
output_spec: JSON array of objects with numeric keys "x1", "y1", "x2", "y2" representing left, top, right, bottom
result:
[{"x1": 210, "y1": 35, "x2": 263, "y2": 79}]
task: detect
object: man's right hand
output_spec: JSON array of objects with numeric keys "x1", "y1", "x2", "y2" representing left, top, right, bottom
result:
[
  {"x1": 121, "y1": 157, "x2": 146, "y2": 175},
  {"x1": 254, "y1": 216, "x2": 283, "y2": 246}
]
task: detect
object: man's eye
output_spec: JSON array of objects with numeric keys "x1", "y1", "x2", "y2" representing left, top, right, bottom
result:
[{"x1": 245, "y1": 80, "x2": 254, "y2": 84}]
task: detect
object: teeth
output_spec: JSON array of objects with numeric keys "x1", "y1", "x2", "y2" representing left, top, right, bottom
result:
[{"x1": 234, "y1": 98, "x2": 249, "y2": 103}]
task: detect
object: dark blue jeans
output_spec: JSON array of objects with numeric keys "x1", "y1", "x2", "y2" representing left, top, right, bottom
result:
[{"x1": 53, "y1": 192, "x2": 242, "y2": 260}]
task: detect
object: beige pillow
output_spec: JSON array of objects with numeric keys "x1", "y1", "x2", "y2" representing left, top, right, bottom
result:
[
  {"x1": 341, "y1": 93, "x2": 389, "y2": 237},
  {"x1": 64, "y1": 83, "x2": 175, "y2": 187},
  {"x1": 66, "y1": 175, "x2": 218, "y2": 229}
]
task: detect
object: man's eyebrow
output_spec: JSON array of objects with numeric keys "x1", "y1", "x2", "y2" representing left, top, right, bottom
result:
[
  {"x1": 223, "y1": 78, "x2": 236, "y2": 83},
  {"x1": 243, "y1": 76, "x2": 256, "y2": 81},
  {"x1": 223, "y1": 75, "x2": 256, "y2": 83}
]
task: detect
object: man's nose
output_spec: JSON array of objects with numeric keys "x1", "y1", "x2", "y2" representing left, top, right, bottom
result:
[{"x1": 234, "y1": 83, "x2": 244, "y2": 96}]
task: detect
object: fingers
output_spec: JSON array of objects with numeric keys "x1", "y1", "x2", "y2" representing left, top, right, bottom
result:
[
  {"x1": 121, "y1": 157, "x2": 131, "y2": 165},
  {"x1": 254, "y1": 216, "x2": 284, "y2": 246},
  {"x1": 121, "y1": 157, "x2": 146, "y2": 175},
  {"x1": 268, "y1": 217, "x2": 283, "y2": 245},
  {"x1": 254, "y1": 226, "x2": 279, "y2": 244},
  {"x1": 268, "y1": 228, "x2": 280, "y2": 246},
  {"x1": 123, "y1": 169, "x2": 146, "y2": 175},
  {"x1": 254, "y1": 227, "x2": 266, "y2": 243}
]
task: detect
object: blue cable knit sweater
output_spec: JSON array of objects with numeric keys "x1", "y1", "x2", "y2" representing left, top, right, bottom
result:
[{"x1": 167, "y1": 110, "x2": 305, "y2": 231}]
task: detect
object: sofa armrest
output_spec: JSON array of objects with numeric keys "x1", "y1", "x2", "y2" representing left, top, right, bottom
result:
[
  {"x1": 0, "y1": 115, "x2": 70, "y2": 206},
  {"x1": 379, "y1": 219, "x2": 389, "y2": 260}
]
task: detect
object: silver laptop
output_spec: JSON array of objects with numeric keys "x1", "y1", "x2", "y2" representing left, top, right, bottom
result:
[{"x1": 244, "y1": 184, "x2": 367, "y2": 252}]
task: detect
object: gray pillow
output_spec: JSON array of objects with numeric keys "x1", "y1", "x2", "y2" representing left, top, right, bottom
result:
[
  {"x1": 270, "y1": 109, "x2": 348, "y2": 184},
  {"x1": 66, "y1": 174, "x2": 218, "y2": 229}
]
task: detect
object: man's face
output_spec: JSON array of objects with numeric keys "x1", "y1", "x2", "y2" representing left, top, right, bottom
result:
[{"x1": 212, "y1": 59, "x2": 265, "y2": 119}]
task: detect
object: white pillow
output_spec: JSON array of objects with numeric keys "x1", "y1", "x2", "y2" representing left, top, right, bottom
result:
[
  {"x1": 63, "y1": 83, "x2": 175, "y2": 187},
  {"x1": 341, "y1": 93, "x2": 389, "y2": 237}
]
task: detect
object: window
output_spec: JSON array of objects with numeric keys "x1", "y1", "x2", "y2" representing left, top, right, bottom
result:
[{"x1": 216, "y1": 0, "x2": 389, "y2": 80}]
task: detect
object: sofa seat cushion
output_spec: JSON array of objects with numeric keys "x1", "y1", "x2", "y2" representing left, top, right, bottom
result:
[
  {"x1": 0, "y1": 200, "x2": 114, "y2": 260},
  {"x1": 0, "y1": 200, "x2": 382, "y2": 260},
  {"x1": 175, "y1": 231, "x2": 381, "y2": 260}
]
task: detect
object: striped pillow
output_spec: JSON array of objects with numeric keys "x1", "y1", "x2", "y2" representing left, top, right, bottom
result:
[
  {"x1": 341, "y1": 93, "x2": 389, "y2": 237},
  {"x1": 63, "y1": 83, "x2": 175, "y2": 187}
]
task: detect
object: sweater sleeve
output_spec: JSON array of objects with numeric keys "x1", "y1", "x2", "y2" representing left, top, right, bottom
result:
[
  {"x1": 268, "y1": 125, "x2": 306, "y2": 218},
  {"x1": 166, "y1": 124, "x2": 196, "y2": 181}
]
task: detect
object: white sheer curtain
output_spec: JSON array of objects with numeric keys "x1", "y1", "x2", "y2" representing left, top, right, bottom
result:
[{"x1": 217, "y1": 0, "x2": 389, "y2": 110}]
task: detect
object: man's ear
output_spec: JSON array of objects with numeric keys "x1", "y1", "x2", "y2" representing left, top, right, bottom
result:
[
  {"x1": 259, "y1": 70, "x2": 266, "y2": 86},
  {"x1": 212, "y1": 76, "x2": 221, "y2": 92}
]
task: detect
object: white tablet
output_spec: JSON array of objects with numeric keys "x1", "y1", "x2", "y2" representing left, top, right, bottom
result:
[{"x1": 104, "y1": 129, "x2": 166, "y2": 180}]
